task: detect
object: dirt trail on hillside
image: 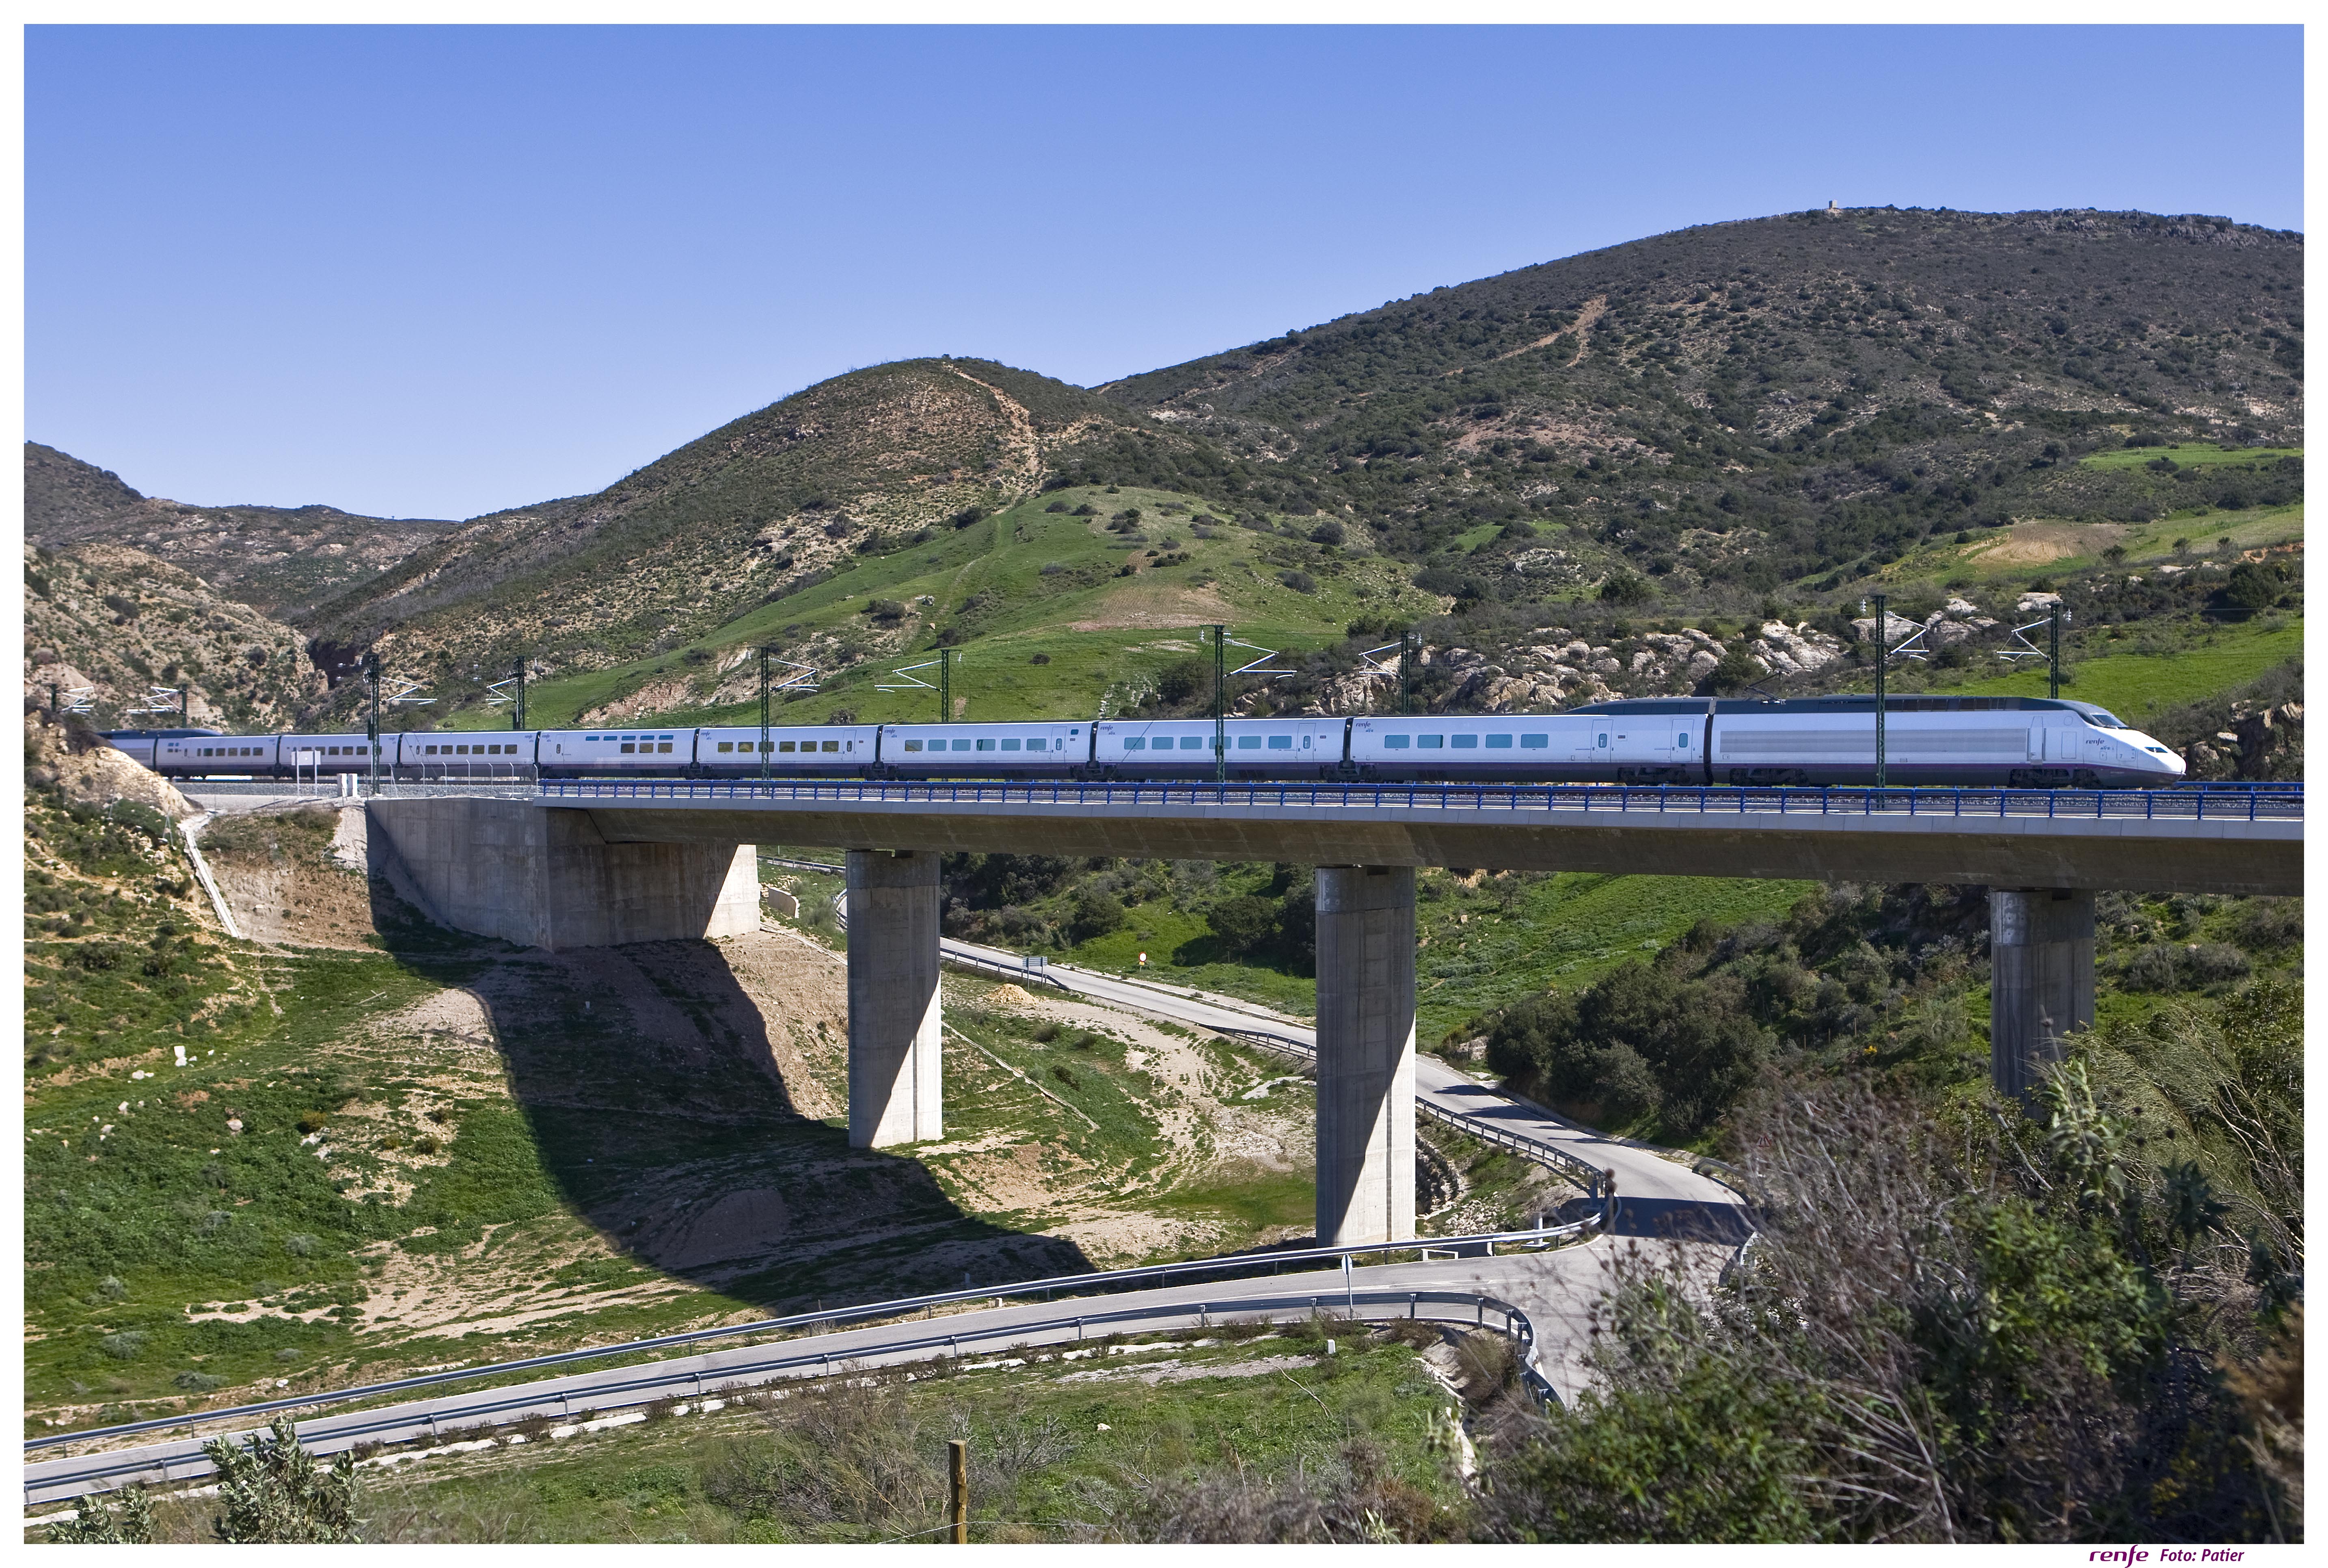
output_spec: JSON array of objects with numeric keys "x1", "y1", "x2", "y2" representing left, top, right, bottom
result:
[{"x1": 947, "y1": 366, "x2": 1045, "y2": 501}]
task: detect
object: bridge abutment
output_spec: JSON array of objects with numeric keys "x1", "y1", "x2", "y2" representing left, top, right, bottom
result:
[
  {"x1": 1989, "y1": 887, "x2": 2096, "y2": 1104},
  {"x1": 1313, "y1": 865, "x2": 1418, "y2": 1246},
  {"x1": 364, "y1": 798, "x2": 758, "y2": 950},
  {"x1": 845, "y1": 849, "x2": 944, "y2": 1148}
]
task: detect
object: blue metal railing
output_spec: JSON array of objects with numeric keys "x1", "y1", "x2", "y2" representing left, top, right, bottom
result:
[{"x1": 531, "y1": 778, "x2": 2302, "y2": 822}]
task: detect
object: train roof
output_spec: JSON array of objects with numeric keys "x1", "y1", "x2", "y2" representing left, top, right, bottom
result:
[
  {"x1": 1567, "y1": 696, "x2": 2112, "y2": 718},
  {"x1": 99, "y1": 727, "x2": 225, "y2": 739}
]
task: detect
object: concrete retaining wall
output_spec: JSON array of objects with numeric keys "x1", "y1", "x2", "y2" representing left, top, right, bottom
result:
[{"x1": 366, "y1": 797, "x2": 758, "y2": 950}]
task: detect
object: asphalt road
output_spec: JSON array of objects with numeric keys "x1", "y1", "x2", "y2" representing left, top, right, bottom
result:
[
  {"x1": 26, "y1": 1243, "x2": 1636, "y2": 1508},
  {"x1": 933, "y1": 929, "x2": 1747, "y2": 1228}
]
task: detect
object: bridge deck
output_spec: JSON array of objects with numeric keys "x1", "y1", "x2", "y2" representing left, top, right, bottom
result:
[{"x1": 506, "y1": 780, "x2": 2298, "y2": 897}]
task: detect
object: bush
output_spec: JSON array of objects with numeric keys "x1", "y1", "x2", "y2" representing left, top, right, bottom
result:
[
  {"x1": 1279, "y1": 570, "x2": 1318, "y2": 595},
  {"x1": 1598, "y1": 570, "x2": 1654, "y2": 605},
  {"x1": 100, "y1": 1332, "x2": 148, "y2": 1360},
  {"x1": 1706, "y1": 648, "x2": 1767, "y2": 694},
  {"x1": 45, "y1": 1485, "x2": 154, "y2": 1544},
  {"x1": 175, "y1": 1369, "x2": 226, "y2": 1391},
  {"x1": 1156, "y1": 657, "x2": 1211, "y2": 706},
  {"x1": 1308, "y1": 521, "x2": 1347, "y2": 546},
  {"x1": 864, "y1": 599, "x2": 908, "y2": 622},
  {"x1": 1206, "y1": 895, "x2": 1278, "y2": 957},
  {"x1": 205, "y1": 1412, "x2": 361, "y2": 1542},
  {"x1": 1067, "y1": 890, "x2": 1126, "y2": 944},
  {"x1": 1485, "y1": 961, "x2": 1766, "y2": 1134}
]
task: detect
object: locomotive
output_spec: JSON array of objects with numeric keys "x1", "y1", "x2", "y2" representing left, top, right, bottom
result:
[{"x1": 108, "y1": 693, "x2": 2186, "y2": 789}]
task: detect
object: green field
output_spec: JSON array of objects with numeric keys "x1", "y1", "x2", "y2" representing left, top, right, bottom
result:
[
  {"x1": 432, "y1": 486, "x2": 1440, "y2": 733},
  {"x1": 2077, "y1": 442, "x2": 2303, "y2": 472},
  {"x1": 1925, "y1": 616, "x2": 2302, "y2": 724}
]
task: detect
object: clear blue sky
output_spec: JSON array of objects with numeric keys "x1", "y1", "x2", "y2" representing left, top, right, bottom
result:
[{"x1": 26, "y1": 24, "x2": 2303, "y2": 521}]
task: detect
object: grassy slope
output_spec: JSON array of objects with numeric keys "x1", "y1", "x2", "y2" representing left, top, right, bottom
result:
[
  {"x1": 427, "y1": 484, "x2": 1439, "y2": 732},
  {"x1": 2077, "y1": 443, "x2": 2304, "y2": 473},
  {"x1": 72, "y1": 1328, "x2": 1466, "y2": 1543},
  {"x1": 1019, "y1": 862, "x2": 1813, "y2": 1047},
  {"x1": 1896, "y1": 616, "x2": 2301, "y2": 727}
]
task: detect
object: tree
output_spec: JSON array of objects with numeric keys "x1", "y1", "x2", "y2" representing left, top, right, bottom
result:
[
  {"x1": 1066, "y1": 890, "x2": 1126, "y2": 944},
  {"x1": 1308, "y1": 520, "x2": 1346, "y2": 546},
  {"x1": 1206, "y1": 895, "x2": 1277, "y2": 957},
  {"x1": 203, "y1": 1413, "x2": 360, "y2": 1543},
  {"x1": 1707, "y1": 648, "x2": 1767, "y2": 695}
]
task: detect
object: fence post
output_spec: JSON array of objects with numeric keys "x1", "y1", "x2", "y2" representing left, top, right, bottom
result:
[{"x1": 949, "y1": 1438, "x2": 969, "y2": 1543}]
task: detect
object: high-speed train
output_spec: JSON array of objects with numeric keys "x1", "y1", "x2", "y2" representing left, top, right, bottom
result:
[{"x1": 108, "y1": 694, "x2": 2187, "y2": 788}]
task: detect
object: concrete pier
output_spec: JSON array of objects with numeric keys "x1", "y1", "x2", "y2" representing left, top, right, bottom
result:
[
  {"x1": 845, "y1": 849, "x2": 944, "y2": 1148},
  {"x1": 1990, "y1": 888, "x2": 2096, "y2": 1104},
  {"x1": 365, "y1": 798, "x2": 758, "y2": 950},
  {"x1": 1313, "y1": 866, "x2": 1418, "y2": 1246}
]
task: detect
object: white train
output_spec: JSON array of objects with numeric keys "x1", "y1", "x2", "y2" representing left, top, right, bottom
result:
[{"x1": 109, "y1": 694, "x2": 2186, "y2": 788}]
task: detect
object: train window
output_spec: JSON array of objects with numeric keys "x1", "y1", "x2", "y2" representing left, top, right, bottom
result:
[
  {"x1": 779, "y1": 741, "x2": 797, "y2": 753},
  {"x1": 718, "y1": 742, "x2": 734, "y2": 753},
  {"x1": 1267, "y1": 735, "x2": 1292, "y2": 749},
  {"x1": 1180, "y1": 735, "x2": 1204, "y2": 749},
  {"x1": 976, "y1": 739, "x2": 996, "y2": 752},
  {"x1": 901, "y1": 740, "x2": 921, "y2": 752},
  {"x1": 1418, "y1": 735, "x2": 1445, "y2": 749},
  {"x1": 1237, "y1": 735, "x2": 1262, "y2": 749},
  {"x1": 1001, "y1": 739, "x2": 1021, "y2": 752},
  {"x1": 1123, "y1": 737, "x2": 1146, "y2": 751},
  {"x1": 658, "y1": 743, "x2": 673, "y2": 753},
  {"x1": 1451, "y1": 734, "x2": 1479, "y2": 749},
  {"x1": 620, "y1": 743, "x2": 635, "y2": 754},
  {"x1": 1486, "y1": 734, "x2": 1514, "y2": 749},
  {"x1": 952, "y1": 739, "x2": 972, "y2": 752},
  {"x1": 759, "y1": 741, "x2": 774, "y2": 752},
  {"x1": 823, "y1": 741, "x2": 840, "y2": 753},
  {"x1": 1384, "y1": 734, "x2": 1411, "y2": 749},
  {"x1": 1676, "y1": 734, "x2": 1690, "y2": 748},
  {"x1": 1521, "y1": 734, "x2": 1548, "y2": 747}
]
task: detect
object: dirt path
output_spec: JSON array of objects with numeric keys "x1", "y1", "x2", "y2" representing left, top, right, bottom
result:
[{"x1": 948, "y1": 366, "x2": 1045, "y2": 502}]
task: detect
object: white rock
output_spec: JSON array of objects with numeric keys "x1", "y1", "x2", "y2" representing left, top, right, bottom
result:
[{"x1": 1945, "y1": 597, "x2": 1979, "y2": 617}]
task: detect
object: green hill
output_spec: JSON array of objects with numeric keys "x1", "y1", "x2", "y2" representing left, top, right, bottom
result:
[{"x1": 24, "y1": 207, "x2": 2303, "y2": 732}]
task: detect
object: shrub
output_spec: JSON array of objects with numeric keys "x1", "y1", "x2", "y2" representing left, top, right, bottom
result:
[
  {"x1": 282, "y1": 1234, "x2": 318, "y2": 1257},
  {"x1": 1599, "y1": 571, "x2": 1654, "y2": 605},
  {"x1": 1308, "y1": 521, "x2": 1347, "y2": 546},
  {"x1": 100, "y1": 1332, "x2": 147, "y2": 1360},
  {"x1": 864, "y1": 599, "x2": 908, "y2": 622},
  {"x1": 1156, "y1": 658, "x2": 1211, "y2": 706},
  {"x1": 296, "y1": 1111, "x2": 329, "y2": 1135},
  {"x1": 44, "y1": 1485, "x2": 154, "y2": 1544},
  {"x1": 204, "y1": 1412, "x2": 361, "y2": 1542},
  {"x1": 1279, "y1": 570, "x2": 1318, "y2": 594},
  {"x1": 1067, "y1": 890, "x2": 1126, "y2": 943},
  {"x1": 175, "y1": 1369, "x2": 227, "y2": 1391}
]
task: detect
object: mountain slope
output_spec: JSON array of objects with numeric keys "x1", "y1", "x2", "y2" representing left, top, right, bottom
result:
[
  {"x1": 1101, "y1": 206, "x2": 2302, "y2": 591},
  {"x1": 24, "y1": 541, "x2": 326, "y2": 729},
  {"x1": 295, "y1": 358, "x2": 1240, "y2": 689},
  {"x1": 22, "y1": 443, "x2": 458, "y2": 621}
]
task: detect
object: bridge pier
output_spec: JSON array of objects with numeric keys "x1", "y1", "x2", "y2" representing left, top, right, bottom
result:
[
  {"x1": 1989, "y1": 888, "x2": 2095, "y2": 1105},
  {"x1": 846, "y1": 849, "x2": 944, "y2": 1148},
  {"x1": 1313, "y1": 866, "x2": 1417, "y2": 1246}
]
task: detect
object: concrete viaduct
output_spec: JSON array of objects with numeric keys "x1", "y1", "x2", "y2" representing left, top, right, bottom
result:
[{"x1": 362, "y1": 780, "x2": 2300, "y2": 1249}]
